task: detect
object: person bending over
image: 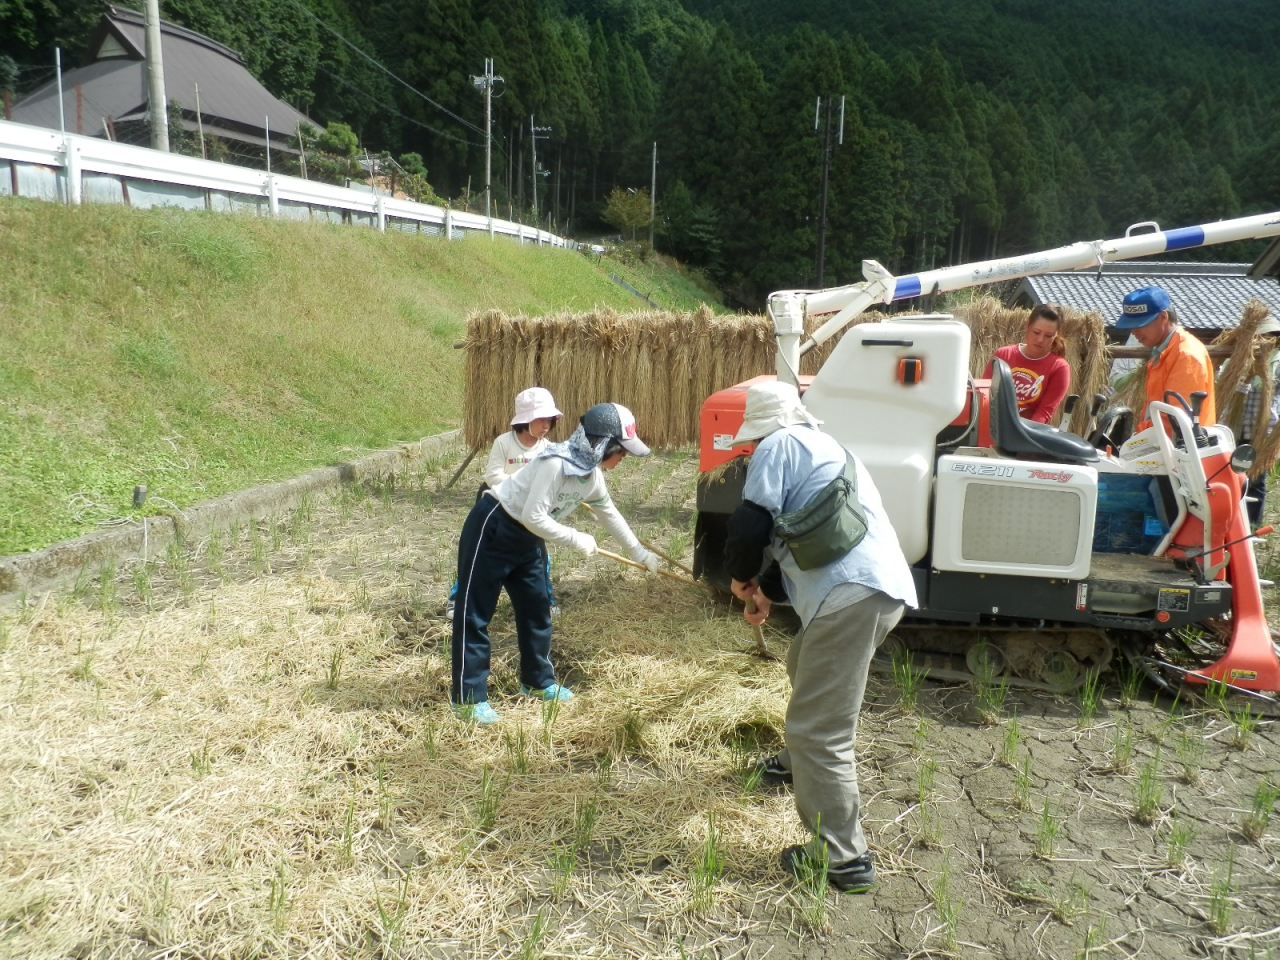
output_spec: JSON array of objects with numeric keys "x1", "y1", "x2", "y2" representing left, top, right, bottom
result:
[
  {"x1": 451, "y1": 403, "x2": 659, "y2": 724},
  {"x1": 726, "y1": 381, "x2": 916, "y2": 892}
]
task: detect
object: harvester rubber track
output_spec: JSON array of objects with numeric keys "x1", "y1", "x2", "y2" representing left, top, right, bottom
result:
[{"x1": 875, "y1": 624, "x2": 1114, "y2": 694}]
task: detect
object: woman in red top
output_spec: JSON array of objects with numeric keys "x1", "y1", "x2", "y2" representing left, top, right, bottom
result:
[{"x1": 982, "y1": 305, "x2": 1071, "y2": 423}]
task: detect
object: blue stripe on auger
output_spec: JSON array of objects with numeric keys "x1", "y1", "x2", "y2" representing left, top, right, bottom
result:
[
  {"x1": 1163, "y1": 226, "x2": 1205, "y2": 251},
  {"x1": 893, "y1": 276, "x2": 922, "y2": 300}
]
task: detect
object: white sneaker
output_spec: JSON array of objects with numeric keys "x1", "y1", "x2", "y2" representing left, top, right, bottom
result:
[{"x1": 445, "y1": 598, "x2": 456, "y2": 618}]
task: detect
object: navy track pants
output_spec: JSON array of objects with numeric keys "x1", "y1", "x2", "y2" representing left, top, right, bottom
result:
[{"x1": 451, "y1": 496, "x2": 555, "y2": 705}]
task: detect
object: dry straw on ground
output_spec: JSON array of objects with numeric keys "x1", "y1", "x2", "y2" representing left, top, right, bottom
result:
[{"x1": 3, "y1": 444, "x2": 1279, "y2": 959}]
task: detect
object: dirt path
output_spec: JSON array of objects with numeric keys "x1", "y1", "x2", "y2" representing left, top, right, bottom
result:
[{"x1": 0, "y1": 440, "x2": 1277, "y2": 959}]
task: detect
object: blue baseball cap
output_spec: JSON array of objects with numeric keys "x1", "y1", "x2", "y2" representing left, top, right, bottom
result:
[{"x1": 1115, "y1": 285, "x2": 1171, "y2": 330}]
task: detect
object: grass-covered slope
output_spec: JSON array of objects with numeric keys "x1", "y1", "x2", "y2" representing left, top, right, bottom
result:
[{"x1": 0, "y1": 199, "x2": 718, "y2": 554}]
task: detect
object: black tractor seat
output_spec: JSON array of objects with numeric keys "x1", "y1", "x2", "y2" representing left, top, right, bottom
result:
[{"x1": 989, "y1": 358, "x2": 1099, "y2": 464}]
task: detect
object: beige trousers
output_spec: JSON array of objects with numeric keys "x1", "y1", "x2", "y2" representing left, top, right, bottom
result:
[{"x1": 776, "y1": 590, "x2": 904, "y2": 863}]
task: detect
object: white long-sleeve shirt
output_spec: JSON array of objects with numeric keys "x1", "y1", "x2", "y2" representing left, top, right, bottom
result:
[
  {"x1": 483, "y1": 431, "x2": 548, "y2": 489},
  {"x1": 490, "y1": 455, "x2": 645, "y2": 559}
]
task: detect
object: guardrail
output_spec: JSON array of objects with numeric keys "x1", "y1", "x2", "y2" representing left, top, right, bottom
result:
[{"x1": 0, "y1": 120, "x2": 572, "y2": 247}]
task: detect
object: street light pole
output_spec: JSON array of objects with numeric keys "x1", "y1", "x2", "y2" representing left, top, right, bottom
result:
[{"x1": 470, "y1": 58, "x2": 503, "y2": 220}]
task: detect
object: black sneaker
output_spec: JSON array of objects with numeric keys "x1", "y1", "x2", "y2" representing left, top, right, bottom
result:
[
  {"x1": 755, "y1": 754, "x2": 793, "y2": 786},
  {"x1": 780, "y1": 844, "x2": 876, "y2": 893}
]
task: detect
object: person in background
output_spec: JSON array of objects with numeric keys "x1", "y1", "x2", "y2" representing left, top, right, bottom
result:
[
  {"x1": 726, "y1": 381, "x2": 916, "y2": 893},
  {"x1": 1116, "y1": 285, "x2": 1216, "y2": 432},
  {"x1": 451, "y1": 403, "x2": 660, "y2": 724},
  {"x1": 982, "y1": 304, "x2": 1071, "y2": 423},
  {"x1": 1229, "y1": 315, "x2": 1280, "y2": 526},
  {"x1": 446, "y1": 387, "x2": 562, "y2": 619}
]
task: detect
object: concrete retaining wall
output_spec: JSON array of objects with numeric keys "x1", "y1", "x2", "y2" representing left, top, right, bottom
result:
[{"x1": 0, "y1": 430, "x2": 461, "y2": 607}]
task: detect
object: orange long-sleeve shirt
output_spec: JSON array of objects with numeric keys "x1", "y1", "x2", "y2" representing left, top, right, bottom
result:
[{"x1": 1137, "y1": 327, "x2": 1216, "y2": 430}]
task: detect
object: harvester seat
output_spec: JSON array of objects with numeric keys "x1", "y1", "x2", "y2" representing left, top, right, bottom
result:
[{"x1": 989, "y1": 358, "x2": 1099, "y2": 464}]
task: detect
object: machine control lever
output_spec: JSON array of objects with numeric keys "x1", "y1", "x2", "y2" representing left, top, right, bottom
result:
[{"x1": 1182, "y1": 525, "x2": 1273, "y2": 560}]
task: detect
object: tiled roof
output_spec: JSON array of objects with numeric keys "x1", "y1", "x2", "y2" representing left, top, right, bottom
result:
[
  {"x1": 1011, "y1": 263, "x2": 1280, "y2": 333},
  {"x1": 11, "y1": 5, "x2": 313, "y2": 149}
]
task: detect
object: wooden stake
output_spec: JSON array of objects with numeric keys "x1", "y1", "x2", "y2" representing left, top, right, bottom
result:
[
  {"x1": 578, "y1": 501, "x2": 697, "y2": 578},
  {"x1": 444, "y1": 447, "x2": 480, "y2": 490}
]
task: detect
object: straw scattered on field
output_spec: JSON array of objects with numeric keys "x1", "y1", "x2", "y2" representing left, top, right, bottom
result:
[
  {"x1": 4, "y1": 444, "x2": 1279, "y2": 960},
  {"x1": 0, "y1": 459, "x2": 834, "y2": 959}
]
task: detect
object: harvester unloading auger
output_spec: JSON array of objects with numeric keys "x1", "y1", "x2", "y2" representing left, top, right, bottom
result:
[{"x1": 694, "y1": 211, "x2": 1280, "y2": 702}]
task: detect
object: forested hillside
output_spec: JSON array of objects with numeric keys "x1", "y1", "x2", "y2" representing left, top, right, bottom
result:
[{"x1": 4, "y1": 0, "x2": 1279, "y2": 305}]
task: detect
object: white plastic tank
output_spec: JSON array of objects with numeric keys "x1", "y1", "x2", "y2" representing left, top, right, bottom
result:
[{"x1": 802, "y1": 316, "x2": 971, "y2": 564}]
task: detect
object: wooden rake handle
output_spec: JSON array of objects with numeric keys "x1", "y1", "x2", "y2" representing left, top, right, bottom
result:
[
  {"x1": 595, "y1": 548, "x2": 699, "y2": 586},
  {"x1": 579, "y1": 501, "x2": 697, "y2": 578}
]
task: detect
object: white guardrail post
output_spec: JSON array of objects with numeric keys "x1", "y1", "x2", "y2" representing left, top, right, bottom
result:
[
  {"x1": 0, "y1": 121, "x2": 576, "y2": 247},
  {"x1": 63, "y1": 134, "x2": 82, "y2": 205}
]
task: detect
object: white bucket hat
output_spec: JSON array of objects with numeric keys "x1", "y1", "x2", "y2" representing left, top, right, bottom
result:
[
  {"x1": 512, "y1": 387, "x2": 563, "y2": 425},
  {"x1": 732, "y1": 381, "x2": 822, "y2": 444},
  {"x1": 1255, "y1": 314, "x2": 1280, "y2": 336}
]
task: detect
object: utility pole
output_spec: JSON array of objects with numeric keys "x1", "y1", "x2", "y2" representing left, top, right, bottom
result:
[
  {"x1": 649, "y1": 141, "x2": 657, "y2": 248},
  {"x1": 144, "y1": 0, "x2": 169, "y2": 152},
  {"x1": 814, "y1": 94, "x2": 844, "y2": 288},
  {"x1": 471, "y1": 58, "x2": 503, "y2": 220},
  {"x1": 530, "y1": 115, "x2": 551, "y2": 222}
]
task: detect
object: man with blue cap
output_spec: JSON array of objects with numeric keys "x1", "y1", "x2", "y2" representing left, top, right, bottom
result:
[{"x1": 1116, "y1": 284, "x2": 1215, "y2": 431}]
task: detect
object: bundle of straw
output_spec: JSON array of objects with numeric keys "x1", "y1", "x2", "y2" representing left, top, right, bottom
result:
[
  {"x1": 1212, "y1": 300, "x2": 1278, "y2": 479},
  {"x1": 463, "y1": 307, "x2": 788, "y2": 449},
  {"x1": 464, "y1": 299, "x2": 1127, "y2": 451}
]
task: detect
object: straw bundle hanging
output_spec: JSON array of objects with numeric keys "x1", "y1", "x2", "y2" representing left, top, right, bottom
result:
[
  {"x1": 462, "y1": 309, "x2": 510, "y2": 450},
  {"x1": 465, "y1": 298, "x2": 1132, "y2": 451},
  {"x1": 1212, "y1": 301, "x2": 1279, "y2": 479}
]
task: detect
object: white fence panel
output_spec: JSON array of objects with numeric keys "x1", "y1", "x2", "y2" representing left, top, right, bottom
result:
[{"x1": 0, "y1": 120, "x2": 574, "y2": 250}]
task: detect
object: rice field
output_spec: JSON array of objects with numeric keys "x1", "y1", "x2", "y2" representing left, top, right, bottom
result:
[{"x1": 1, "y1": 439, "x2": 1278, "y2": 960}]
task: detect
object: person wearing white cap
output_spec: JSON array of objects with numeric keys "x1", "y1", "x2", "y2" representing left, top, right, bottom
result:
[
  {"x1": 451, "y1": 402, "x2": 660, "y2": 724},
  {"x1": 725, "y1": 380, "x2": 916, "y2": 893},
  {"x1": 446, "y1": 387, "x2": 564, "y2": 619}
]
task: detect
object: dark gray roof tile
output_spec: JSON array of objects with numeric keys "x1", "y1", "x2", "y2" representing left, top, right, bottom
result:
[
  {"x1": 1012, "y1": 263, "x2": 1280, "y2": 332},
  {"x1": 11, "y1": 5, "x2": 315, "y2": 148}
]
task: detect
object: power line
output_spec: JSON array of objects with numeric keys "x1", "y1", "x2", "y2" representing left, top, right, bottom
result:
[
  {"x1": 218, "y1": 0, "x2": 483, "y2": 147},
  {"x1": 279, "y1": 0, "x2": 486, "y2": 137}
]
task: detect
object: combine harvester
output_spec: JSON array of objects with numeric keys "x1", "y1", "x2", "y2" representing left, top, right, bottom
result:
[{"x1": 694, "y1": 211, "x2": 1280, "y2": 702}]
